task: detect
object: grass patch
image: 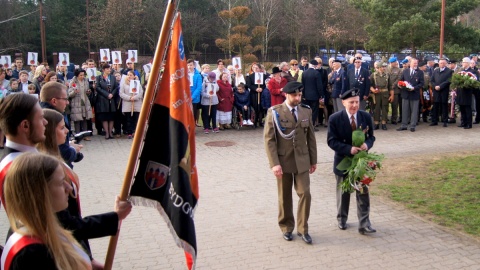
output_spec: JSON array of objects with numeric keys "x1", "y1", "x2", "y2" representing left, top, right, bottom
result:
[{"x1": 377, "y1": 153, "x2": 480, "y2": 237}]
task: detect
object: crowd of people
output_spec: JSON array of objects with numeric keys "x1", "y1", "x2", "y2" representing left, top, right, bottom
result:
[
  {"x1": 0, "y1": 55, "x2": 139, "y2": 269},
  {"x1": 0, "y1": 49, "x2": 477, "y2": 266},
  {"x1": 188, "y1": 53, "x2": 480, "y2": 134}
]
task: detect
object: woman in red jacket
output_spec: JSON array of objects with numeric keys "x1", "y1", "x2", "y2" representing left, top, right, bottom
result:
[
  {"x1": 217, "y1": 72, "x2": 234, "y2": 129},
  {"x1": 267, "y1": 67, "x2": 287, "y2": 106}
]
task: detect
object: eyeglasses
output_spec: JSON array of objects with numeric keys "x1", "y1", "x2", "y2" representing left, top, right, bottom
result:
[
  {"x1": 55, "y1": 97, "x2": 69, "y2": 101},
  {"x1": 292, "y1": 64, "x2": 298, "y2": 66}
]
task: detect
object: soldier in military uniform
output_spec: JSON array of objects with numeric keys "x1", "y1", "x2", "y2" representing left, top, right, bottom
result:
[
  {"x1": 370, "y1": 62, "x2": 393, "y2": 130},
  {"x1": 387, "y1": 57, "x2": 402, "y2": 124},
  {"x1": 264, "y1": 81, "x2": 317, "y2": 244}
]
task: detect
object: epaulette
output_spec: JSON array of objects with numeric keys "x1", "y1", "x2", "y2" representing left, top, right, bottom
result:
[
  {"x1": 300, "y1": 104, "x2": 311, "y2": 109},
  {"x1": 271, "y1": 104, "x2": 282, "y2": 110}
]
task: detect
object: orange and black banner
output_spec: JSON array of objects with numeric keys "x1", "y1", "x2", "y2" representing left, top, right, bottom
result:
[{"x1": 129, "y1": 13, "x2": 198, "y2": 270}]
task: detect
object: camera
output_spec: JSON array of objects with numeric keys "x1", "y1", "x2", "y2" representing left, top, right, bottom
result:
[{"x1": 73, "y1": 130, "x2": 93, "y2": 144}]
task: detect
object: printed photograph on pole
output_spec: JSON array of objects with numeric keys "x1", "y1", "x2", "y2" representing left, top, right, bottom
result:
[
  {"x1": 59, "y1": 52, "x2": 70, "y2": 66},
  {"x1": 87, "y1": 68, "x2": 97, "y2": 82},
  {"x1": 100, "y1": 48, "x2": 111, "y2": 62},
  {"x1": 143, "y1": 63, "x2": 152, "y2": 74},
  {"x1": 232, "y1": 57, "x2": 242, "y2": 70},
  {"x1": 0, "y1": 56, "x2": 12, "y2": 69},
  {"x1": 255, "y1": 72, "x2": 264, "y2": 85},
  {"x1": 27, "y1": 52, "x2": 38, "y2": 66},
  {"x1": 128, "y1": 50, "x2": 138, "y2": 63},
  {"x1": 129, "y1": 80, "x2": 140, "y2": 94},
  {"x1": 112, "y1": 51, "x2": 122, "y2": 64}
]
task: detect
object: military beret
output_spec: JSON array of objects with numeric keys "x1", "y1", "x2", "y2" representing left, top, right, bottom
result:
[
  {"x1": 341, "y1": 88, "x2": 360, "y2": 100},
  {"x1": 388, "y1": 57, "x2": 397, "y2": 63},
  {"x1": 310, "y1": 59, "x2": 319, "y2": 65},
  {"x1": 419, "y1": 61, "x2": 427, "y2": 67},
  {"x1": 381, "y1": 62, "x2": 388, "y2": 67},
  {"x1": 449, "y1": 60, "x2": 457, "y2": 64},
  {"x1": 471, "y1": 54, "x2": 478, "y2": 57},
  {"x1": 401, "y1": 59, "x2": 409, "y2": 64},
  {"x1": 282, "y1": 81, "x2": 303, "y2": 94},
  {"x1": 334, "y1": 59, "x2": 342, "y2": 63}
]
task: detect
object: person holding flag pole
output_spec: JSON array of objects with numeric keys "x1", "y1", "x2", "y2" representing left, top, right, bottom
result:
[{"x1": 103, "y1": 1, "x2": 199, "y2": 269}]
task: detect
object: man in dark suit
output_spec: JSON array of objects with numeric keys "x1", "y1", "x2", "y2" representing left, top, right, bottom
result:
[
  {"x1": 327, "y1": 88, "x2": 376, "y2": 235},
  {"x1": 299, "y1": 56, "x2": 309, "y2": 71},
  {"x1": 345, "y1": 57, "x2": 371, "y2": 111},
  {"x1": 329, "y1": 60, "x2": 346, "y2": 113},
  {"x1": 430, "y1": 58, "x2": 453, "y2": 127},
  {"x1": 347, "y1": 53, "x2": 370, "y2": 71},
  {"x1": 397, "y1": 58, "x2": 424, "y2": 132},
  {"x1": 264, "y1": 81, "x2": 317, "y2": 244},
  {"x1": 315, "y1": 56, "x2": 329, "y2": 126},
  {"x1": 456, "y1": 57, "x2": 478, "y2": 129},
  {"x1": 301, "y1": 59, "x2": 324, "y2": 129}
]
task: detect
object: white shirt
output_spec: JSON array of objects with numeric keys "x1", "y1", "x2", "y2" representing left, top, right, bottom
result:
[
  {"x1": 345, "y1": 111, "x2": 358, "y2": 127},
  {"x1": 285, "y1": 103, "x2": 298, "y2": 121}
]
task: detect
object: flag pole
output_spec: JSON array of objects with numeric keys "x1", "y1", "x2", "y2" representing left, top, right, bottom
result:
[{"x1": 103, "y1": 1, "x2": 177, "y2": 269}]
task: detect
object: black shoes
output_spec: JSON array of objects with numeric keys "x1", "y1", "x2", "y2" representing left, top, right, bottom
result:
[
  {"x1": 358, "y1": 226, "x2": 377, "y2": 235},
  {"x1": 464, "y1": 125, "x2": 472, "y2": 129},
  {"x1": 381, "y1": 124, "x2": 387, "y2": 130},
  {"x1": 429, "y1": 123, "x2": 438, "y2": 126},
  {"x1": 458, "y1": 124, "x2": 465, "y2": 127},
  {"x1": 374, "y1": 124, "x2": 379, "y2": 130},
  {"x1": 410, "y1": 127, "x2": 415, "y2": 132},
  {"x1": 297, "y1": 232, "x2": 312, "y2": 244},
  {"x1": 391, "y1": 120, "x2": 397, "y2": 125},
  {"x1": 443, "y1": 123, "x2": 448, "y2": 127},
  {"x1": 283, "y1": 232, "x2": 293, "y2": 241},
  {"x1": 473, "y1": 121, "x2": 480, "y2": 124},
  {"x1": 396, "y1": 127, "x2": 407, "y2": 131},
  {"x1": 338, "y1": 222, "x2": 347, "y2": 230}
]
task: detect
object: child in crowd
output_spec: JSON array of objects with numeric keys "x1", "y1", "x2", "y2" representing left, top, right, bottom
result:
[
  {"x1": 28, "y1": 83, "x2": 37, "y2": 94},
  {"x1": 201, "y1": 72, "x2": 219, "y2": 133},
  {"x1": 234, "y1": 83, "x2": 253, "y2": 125},
  {"x1": 6, "y1": 78, "x2": 21, "y2": 95},
  {"x1": 201, "y1": 64, "x2": 211, "y2": 81}
]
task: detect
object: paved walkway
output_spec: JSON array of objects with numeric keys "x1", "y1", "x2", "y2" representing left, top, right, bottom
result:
[{"x1": 1, "y1": 123, "x2": 480, "y2": 269}]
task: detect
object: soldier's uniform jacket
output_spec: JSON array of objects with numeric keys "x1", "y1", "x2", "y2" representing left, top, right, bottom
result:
[
  {"x1": 370, "y1": 71, "x2": 390, "y2": 90},
  {"x1": 387, "y1": 66, "x2": 402, "y2": 94},
  {"x1": 264, "y1": 102, "x2": 317, "y2": 174}
]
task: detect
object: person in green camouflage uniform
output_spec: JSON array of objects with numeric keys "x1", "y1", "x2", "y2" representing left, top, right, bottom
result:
[
  {"x1": 370, "y1": 62, "x2": 393, "y2": 130},
  {"x1": 387, "y1": 57, "x2": 402, "y2": 124}
]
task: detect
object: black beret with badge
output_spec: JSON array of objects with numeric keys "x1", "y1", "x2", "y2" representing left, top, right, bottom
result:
[
  {"x1": 340, "y1": 88, "x2": 360, "y2": 100},
  {"x1": 282, "y1": 81, "x2": 303, "y2": 94}
]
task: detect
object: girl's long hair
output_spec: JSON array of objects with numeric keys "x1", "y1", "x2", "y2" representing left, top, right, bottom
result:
[
  {"x1": 36, "y1": 108, "x2": 63, "y2": 159},
  {"x1": 4, "y1": 153, "x2": 90, "y2": 270},
  {"x1": 33, "y1": 65, "x2": 46, "y2": 79}
]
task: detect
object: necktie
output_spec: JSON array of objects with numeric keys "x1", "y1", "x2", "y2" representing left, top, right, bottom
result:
[
  {"x1": 291, "y1": 108, "x2": 297, "y2": 122},
  {"x1": 351, "y1": 115, "x2": 356, "y2": 131},
  {"x1": 411, "y1": 69, "x2": 414, "y2": 76},
  {"x1": 355, "y1": 69, "x2": 359, "y2": 78}
]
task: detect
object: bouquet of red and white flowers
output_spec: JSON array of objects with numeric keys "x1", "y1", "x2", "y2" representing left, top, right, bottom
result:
[
  {"x1": 336, "y1": 126, "x2": 384, "y2": 194},
  {"x1": 450, "y1": 71, "x2": 480, "y2": 89},
  {"x1": 397, "y1": 81, "x2": 414, "y2": 91}
]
